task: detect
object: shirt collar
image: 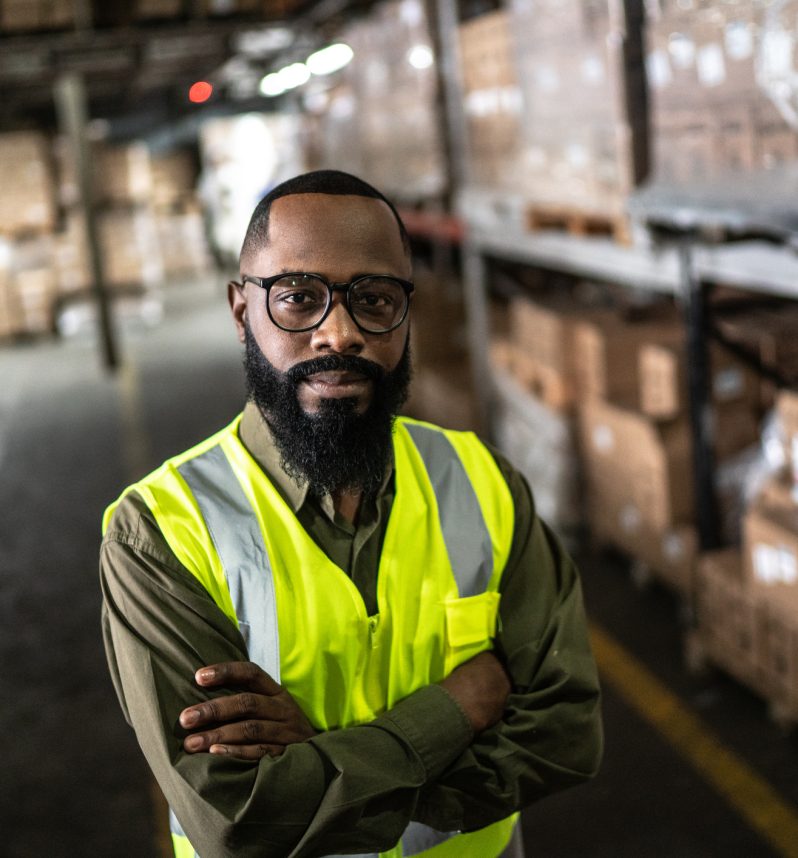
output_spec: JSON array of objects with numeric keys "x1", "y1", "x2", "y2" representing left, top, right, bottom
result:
[{"x1": 237, "y1": 400, "x2": 395, "y2": 519}]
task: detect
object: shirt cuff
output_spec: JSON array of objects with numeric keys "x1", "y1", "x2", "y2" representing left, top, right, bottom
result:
[{"x1": 378, "y1": 684, "x2": 473, "y2": 781}]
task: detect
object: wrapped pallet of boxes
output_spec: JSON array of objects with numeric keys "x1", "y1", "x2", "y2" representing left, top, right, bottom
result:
[
  {"x1": 507, "y1": 0, "x2": 647, "y2": 225},
  {"x1": 0, "y1": 245, "x2": 23, "y2": 338},
  {"x1": 156, "y1": 209, "x2": 212, "y2": 279},
  {"x1": 56, "y1": 210, "x2": 163, "y2": 296},
  {"x1": 458, "y1": 10, "x2": 523, "y2": 189},
  {"x1": 492, "y1": 363, "x2": 581, "y2": 539},
  {"x1": 579, "y1": 397, "x2": 697, "y2": 595},
  {"x1": 0, "y1": 132, "x2": 57, "y2": 237},
  {"x1": 57, "y1": 140, "x2": 153, "y2": 207},
  {"x1": 742, "y1": 498, "x2": 798, "y2": 614},
  {"x1": 150, "y1": 150, "x2": 199, "y2": 211},
  {"x1": 645, "y1": 2, "x2": 798, "y2": 185},
  {"x1": 326, "y1": 0, "x2": 444, "y2": 201},
  {"x1": 694, "y1": 549, "x2": 763, "y2": 694}
]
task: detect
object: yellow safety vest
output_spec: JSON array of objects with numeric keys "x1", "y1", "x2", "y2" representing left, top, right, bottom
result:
[{"x1": 104, "y1": 415, "x2": 518, "y2": 858}]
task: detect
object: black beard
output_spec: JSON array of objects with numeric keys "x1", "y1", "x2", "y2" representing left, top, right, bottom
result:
[{"x1": 244, "y1": 323, "x2": 412, "y2": 499}]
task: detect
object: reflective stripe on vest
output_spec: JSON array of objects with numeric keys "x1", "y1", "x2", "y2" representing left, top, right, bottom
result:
[
  {"x1": 177, "y1": 444, "x2": 280, "y2": 682},
  {"x1": 402, "y1": 422, "x2": 493, "y2": 597}
]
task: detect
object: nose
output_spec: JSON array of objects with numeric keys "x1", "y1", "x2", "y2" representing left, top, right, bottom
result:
[{"x1": 310, "y1": 294, "x2": 365, "y2": 354}]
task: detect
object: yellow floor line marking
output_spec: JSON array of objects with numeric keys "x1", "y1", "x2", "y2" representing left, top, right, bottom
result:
[{"x1": 591, "y1": 622, "x2": 798, "y2": 858}]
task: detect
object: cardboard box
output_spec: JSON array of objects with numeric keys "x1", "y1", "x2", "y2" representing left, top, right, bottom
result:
[
  {"x1": 579, "y1": 398, "x2": 694, "y2": 530},
  {"x1": 0, "y1": 266, "x2": 23, "y2": 337},
  {"x1": 0, "y1": 132, "x2": 57, "y2": 235},
  {"x1": 406, "y1": 359, "x2": 480, "y2": 434},
  {"x1": 574, "y1": 316, "x2": 681, "y2": 406},
  {"x1": 156, "y1": 210, "x2": 211, "y2": 279},
  {"x1": 12, "y1": 268, "x2": 57, "y2": 334},
  {"x1": 135, "y1": 0, "x2": 183, "y2": 19},
  {"x1": 695, "y1": 549, "x2": 762, "y2": 691},
  {"x1": 743, "y1": 502, "x2": 798, "y2": 612},
  {"x1": 639, "y1": 340, "x2": 760, "y2": 420},
  {"x1": 150, "y1": 151, "x2": 198, "y2": 209},
  {"x1": 758, "y1": 601, "x2": 798, "y2": 711}
]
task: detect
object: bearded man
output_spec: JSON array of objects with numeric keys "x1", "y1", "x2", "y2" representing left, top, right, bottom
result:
[{"x1": 100, "y1": 170, "x2": 602, "y2": 858}]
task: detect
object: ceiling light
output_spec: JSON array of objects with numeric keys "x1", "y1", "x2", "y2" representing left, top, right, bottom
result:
[
  {"x1": 259, "y1": 72, "x2": 285, "y2": 96},
  {"x1": 307, "y1": 43, "x2": 354, "y2": 76},
  {"x1": 278, "y1": 62, "x2": 311, "y2": 89},
  {"x1": 407, "y1": 44, "x2": 433, "y2": 70}
]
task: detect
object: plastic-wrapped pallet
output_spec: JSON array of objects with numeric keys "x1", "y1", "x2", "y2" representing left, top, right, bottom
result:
[
  {"x1": 506, "y1": 0, "x2": 648, "y2": 217},
  {"x1": 492, "y1": 366, "x2": 582, "y2": 539}
]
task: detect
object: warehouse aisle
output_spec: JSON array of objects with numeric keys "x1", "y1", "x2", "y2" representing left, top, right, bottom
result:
[{"x1": 1, "y1": 278, "x2": 797, "y2": 857}]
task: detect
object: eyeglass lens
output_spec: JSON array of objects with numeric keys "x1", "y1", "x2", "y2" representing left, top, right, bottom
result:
[{"x1": 268, "y1": 274, "x2": 408, "y2": 332}]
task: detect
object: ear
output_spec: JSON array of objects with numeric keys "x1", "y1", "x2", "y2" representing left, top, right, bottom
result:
[{"x1": 228, "y1": 281, "x2": 248, "y2": 344}]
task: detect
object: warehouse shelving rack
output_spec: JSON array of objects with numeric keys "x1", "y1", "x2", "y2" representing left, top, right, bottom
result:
[{"x1": 460, "y1": 197, "x2": 798, "y2": 553}]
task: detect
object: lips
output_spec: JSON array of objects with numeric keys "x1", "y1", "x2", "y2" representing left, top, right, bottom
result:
[{"x1": 303, "y1": 371, "x2": 371, "y2": 397}]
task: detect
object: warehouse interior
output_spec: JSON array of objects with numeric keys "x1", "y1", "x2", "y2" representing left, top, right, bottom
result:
[{"x1": 3, "y1": 1, "x2": 798, "y2": 856}]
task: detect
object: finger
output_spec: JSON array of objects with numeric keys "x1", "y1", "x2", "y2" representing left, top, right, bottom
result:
[
  {"x1": 183, "y1": 719, "x2": 306, "y2": 752},
  {"x1": 180, "y1": 691, "x2": 285, "y2": 729},
  {"x1": 209, "y1": 743, "x2": 285, "y2": 760},
  {"x1": 195, "y1": 661, "x2": 281, "y2": 695}
]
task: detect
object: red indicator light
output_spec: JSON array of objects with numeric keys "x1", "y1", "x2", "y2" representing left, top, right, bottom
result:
[{"x1": 189, "y1": 81, "x2": 213, "y2": 103}]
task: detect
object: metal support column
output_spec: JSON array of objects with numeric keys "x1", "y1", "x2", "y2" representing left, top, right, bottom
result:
[
  {"x1": 678, "y1": 239, "x2": 719, "y2": 551},
  {"x1": 462, "y1": 243, "x2": 493, "y2": 435},
  {"x1": 431, "y1": 0, "x2": 470, "y2": 194},
  {"x1": 54, "y1": 73, "x2": 120, "y2": 370}
]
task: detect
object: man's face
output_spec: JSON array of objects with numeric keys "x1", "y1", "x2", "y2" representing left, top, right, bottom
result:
[
  {"x1": 229, "y1": 192, "x2": 413, "y2": 497},
  {"x1": 231, "y1": 193, "x2": 412, "y2": 415}
]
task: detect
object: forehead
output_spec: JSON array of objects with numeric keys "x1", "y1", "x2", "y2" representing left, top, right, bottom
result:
[{"x1": 251, "y1": 193, "x2": 409, "y2": 278}]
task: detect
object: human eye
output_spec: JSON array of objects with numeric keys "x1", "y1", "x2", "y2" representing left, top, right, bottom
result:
[
  {"x1": 351, "y1": 278, "x2": 401, "y2": 309},
  {"x1": 271, "y1": 276, "x2": 325, "y2": 308}
]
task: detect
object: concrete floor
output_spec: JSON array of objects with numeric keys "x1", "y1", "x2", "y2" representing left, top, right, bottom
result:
[{"x1": 2, "y1": 276, "x2": 797, "y2": 857}]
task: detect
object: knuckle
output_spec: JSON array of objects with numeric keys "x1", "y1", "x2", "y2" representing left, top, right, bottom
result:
[
  {"x1": 243, "y1": 720, "x2": 263, "y2": 740},
  {"x1": 237, "y1": 693, "x2": 257, "y2": 716}
]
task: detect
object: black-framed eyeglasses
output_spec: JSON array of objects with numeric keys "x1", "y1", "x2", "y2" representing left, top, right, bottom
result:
[{"x1": 240, "y1": 272, "x2": 414, "y2": 334}]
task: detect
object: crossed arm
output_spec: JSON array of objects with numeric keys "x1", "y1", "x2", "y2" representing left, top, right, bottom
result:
[{"x1": 100, "y1": 476, "x2": 602, "y2": 858}]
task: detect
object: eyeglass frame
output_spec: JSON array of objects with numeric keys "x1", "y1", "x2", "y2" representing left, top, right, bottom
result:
[{"x1": 239, "y1": 272, "x2": 415, "y2": 334}]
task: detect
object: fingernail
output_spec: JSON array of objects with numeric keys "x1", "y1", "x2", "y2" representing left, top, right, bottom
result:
[
  {"x1": 181, "y1": 709, "x2": 199, "y2": 727},
  {"x1": 197, "y1": 668, "x2": 215, "y2": 683},
  {"x1": 210, "y1": 745, "x2": 228, "y2": 755},
  {"x1": 185, "y1": 736, "x2": 204, "y2": 751}
]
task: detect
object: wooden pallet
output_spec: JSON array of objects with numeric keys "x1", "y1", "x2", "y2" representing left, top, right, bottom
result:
[{"x1": 526, "y1": 204, "x2": 632, "y2": 245}]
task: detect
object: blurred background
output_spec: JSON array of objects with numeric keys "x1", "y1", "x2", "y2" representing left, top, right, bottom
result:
[{"x1": 3, "y1": 0, "x2": 798, "y2": 855}]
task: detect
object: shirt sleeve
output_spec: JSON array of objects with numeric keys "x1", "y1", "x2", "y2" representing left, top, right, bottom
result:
[
  {"x1": 411, "y1": 448, "x2": 603, "y2": 833},
  {"x1": 100, "y1": 493, "x2": 473, "y2": 858}
]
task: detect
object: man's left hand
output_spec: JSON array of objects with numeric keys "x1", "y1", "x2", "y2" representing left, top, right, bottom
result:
[{"x1": 179, "y1": 661, "x2": 318, "y2": 760}]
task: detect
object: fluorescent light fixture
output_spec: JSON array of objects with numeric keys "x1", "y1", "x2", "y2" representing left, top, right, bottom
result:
[
  {"x1": 279, "y1": 62, "x2": 311, "y2": 89},
  {"x1": 407, "y1": 44, "x2": 433, "y2": 70},
  {"x1": 260, "y1": 72, "x2": 285, "y2": 96},
  {"x1": 307, "y1": 43, "x2": 354, "y2": 76}
]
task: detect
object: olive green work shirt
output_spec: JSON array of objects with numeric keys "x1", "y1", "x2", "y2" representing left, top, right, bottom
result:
[{"x1": 100, "y1": 402, "x2": 603, "y2": 858}]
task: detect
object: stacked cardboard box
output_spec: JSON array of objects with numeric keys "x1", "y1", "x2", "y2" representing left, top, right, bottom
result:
[
  {"x1": 506, "y1": 0, "x2": 647, "y2": 216},
  {"x1": 0, "y1": 133, "x2": 58, "y2": 237},
  {"x1": 156, "y1": 209, "x2": 211, "y2": 280},
  {"x1": 695, "y1": 465, "x2": 798, "y2": 722},
  {"x1": 458, "y1": 10, "x2": 523, "y2": 189},
  {"x1": 57, "y1": 140, "x2": 154, "y2": 208},
  {"x1": 646, "y1": 2, "x2": 798, "y2": 183},
  {"x1": 134, "y1": 0, "x2": 183, "y2": 19},
  {"x1": 0, "y1": 0, "x2": 74, "y2": 31},
  {"x1": 405, "y1": 269, "x2": 478, "y2": 432},
  {"x1": 150, "y1": 150, "x2": 198, "y2": 210}
]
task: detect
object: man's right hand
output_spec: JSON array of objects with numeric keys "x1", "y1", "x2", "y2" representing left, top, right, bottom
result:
[{"x1": 439, "y1": 651, "x2": 511, "y2": 735}]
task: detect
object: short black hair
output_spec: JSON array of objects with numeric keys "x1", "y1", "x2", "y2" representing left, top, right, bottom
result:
[{"x1": 239, "y1": 169, "x2": 410, "y2": 266}]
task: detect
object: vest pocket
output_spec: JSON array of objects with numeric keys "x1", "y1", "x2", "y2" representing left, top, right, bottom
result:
[{"x1": 443, "y1": 591, "x2": 500, "y2": 673}]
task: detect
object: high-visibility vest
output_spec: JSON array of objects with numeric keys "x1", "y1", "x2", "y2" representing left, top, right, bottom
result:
[{"x1": 104, "y1": 414, "x2": 518, "y2": 858}]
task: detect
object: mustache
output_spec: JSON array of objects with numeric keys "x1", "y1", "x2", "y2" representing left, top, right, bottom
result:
[{"x1": 285, "y1": 354, "x2": 385, "y2": 384}]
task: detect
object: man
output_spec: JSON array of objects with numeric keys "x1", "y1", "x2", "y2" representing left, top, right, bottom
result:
[{"x1": 101, "y1": 170, "x2": 602, "y2": 858}]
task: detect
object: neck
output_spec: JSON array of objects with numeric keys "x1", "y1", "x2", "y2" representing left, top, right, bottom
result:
[{"x1": 332, "y1": 489, "x2": 363, "y2": 525}]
